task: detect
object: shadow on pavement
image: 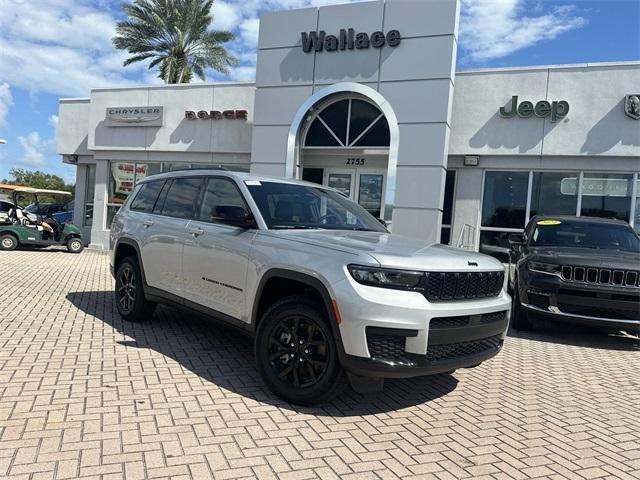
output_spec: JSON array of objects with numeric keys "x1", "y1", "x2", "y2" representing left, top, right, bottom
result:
[
  {"x1": 507, "y1": 320, "x2": 640, "y2": 351},
  {"x1": 66, "y1": 290, "x2": 458, "y2": 416}
]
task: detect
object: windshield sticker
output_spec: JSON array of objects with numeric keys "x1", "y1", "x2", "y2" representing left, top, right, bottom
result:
[
  {"x1": 537, "y1": 219, "x2": 562, "y2": 226},
  {"x1": 245, "y1": 180, "x2": 261, "y2": 186}
]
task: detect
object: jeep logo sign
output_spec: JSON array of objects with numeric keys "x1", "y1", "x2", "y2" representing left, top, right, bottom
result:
[
  {"x1": 301, "y1": 29, "x2": 401, "y2": 53},
  {"x1": 500, "y1": 96, "x2": 570, "y2": 122}
]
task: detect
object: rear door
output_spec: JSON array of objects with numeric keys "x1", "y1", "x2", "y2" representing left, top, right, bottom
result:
[
  {"x1": 139, "y1": 177, "x2": 204, "y2": 298},
  {"x1": 182, "y1": 176, "x2": 256, "y2": 321}
]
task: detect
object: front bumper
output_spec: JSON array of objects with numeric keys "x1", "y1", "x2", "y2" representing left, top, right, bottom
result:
[
  {"x1": 333, "y1": 275, "x2": 511, "y2": 378},
  {"x1": 519, "y1": 270, "x2": 640, "y2": 331}
]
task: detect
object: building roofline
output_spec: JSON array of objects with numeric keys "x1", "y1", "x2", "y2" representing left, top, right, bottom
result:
[
  {"x1": 59, "y1": 97, "x2": 90, "y2": 103},
  {"x1": 456, "y1": 60, "x2": 640, "y2": 75}
]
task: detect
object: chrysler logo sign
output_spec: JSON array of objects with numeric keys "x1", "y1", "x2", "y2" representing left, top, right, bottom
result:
[
  {"x1": 302, "y1": 28, "x2": 401, "y2": 53},
  {"x1": 106, "y1": 106, "x2": 163, "y2": 126}
]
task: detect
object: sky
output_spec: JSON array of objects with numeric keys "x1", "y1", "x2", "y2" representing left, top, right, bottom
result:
[{"x1": 0, "y1": 0, "x2": 638, "y2": 184}]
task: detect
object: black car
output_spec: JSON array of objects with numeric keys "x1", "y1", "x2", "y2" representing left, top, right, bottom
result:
[{"x1": 509, "y1": 216, "x2": 640, "y2": 334}]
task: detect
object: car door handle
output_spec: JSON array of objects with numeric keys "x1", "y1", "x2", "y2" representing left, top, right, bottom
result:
[
  {"x1": 188, "y1": 227, "x2": 204, "y2": 237},
  {"x1": 143, "y1": 220, "x2": 154, "y2": 228}
]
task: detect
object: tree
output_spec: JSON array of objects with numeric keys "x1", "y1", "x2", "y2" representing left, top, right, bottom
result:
[
  {"x1": 2, "y1": 168, "x2": 75, "y2": 201},
  {"x1": 113, "y1": 0, "x2": 238, "y2": 84}
]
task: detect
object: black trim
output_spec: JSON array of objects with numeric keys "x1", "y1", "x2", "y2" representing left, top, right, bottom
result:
[
  {"x1": 366, "y1": 326, "x2": 418, "y2": 337},
  {"x1": 144, "y1": 285, "x2": 253, "y2": 335},
  {"x1": 342, "y1": 344, "x2": 502, "y2": 379},
  {"x1": 112, "y1": 238, "x2": 146, "y2": 282}
]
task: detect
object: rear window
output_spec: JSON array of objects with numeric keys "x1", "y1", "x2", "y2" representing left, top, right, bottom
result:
[{"x1": 130, "y1": 181, "x2": 165, "y2": 213}]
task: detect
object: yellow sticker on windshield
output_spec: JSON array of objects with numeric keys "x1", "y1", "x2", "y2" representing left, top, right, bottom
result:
[{"x1": 537, "y1": 219, "x2": 562, "y2": 226}]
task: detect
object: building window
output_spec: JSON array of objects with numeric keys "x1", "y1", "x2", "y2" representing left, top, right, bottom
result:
[
  {"x1": 530, "y1": 172, "x2": 577, "y2": 217},
  {"x1": 441, "y1": 170, "x2": 456, "y2": 244},
  {"x1": 580, "y1": 173, "x2": 633, "y2": 222},
  {"x1": 83, "y1": 164, "x2": 96, "y2": 227},
  {"x1": 479, "y1": 170, "x2": 639, "y2": 262},
  {"x1": 303, "y1": 97, "x2": 390, "y2": 148}
]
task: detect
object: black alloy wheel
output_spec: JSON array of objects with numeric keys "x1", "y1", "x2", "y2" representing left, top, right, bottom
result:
[
  {"x1": 117, "y1": 264, "x2": 136, "y2": 314},
  {"x1": 115, "y1": 256, "x2": 156, "y2": 322},
  {"x1": 255, "y1": 295, "x2": 346, "y2": 405},
  {"x1": 268, "y1": 315, "x2": 330, "y2": 389}
]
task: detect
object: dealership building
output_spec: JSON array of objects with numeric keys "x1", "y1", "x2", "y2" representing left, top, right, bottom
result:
[{"x1": 56, "y1": 0, "x2": 640, "y2": 257}]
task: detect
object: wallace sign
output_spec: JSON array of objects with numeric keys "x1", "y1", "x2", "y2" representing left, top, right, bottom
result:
[{"x1": 301, "y1": 29, "x2": 401, "y2": 53}]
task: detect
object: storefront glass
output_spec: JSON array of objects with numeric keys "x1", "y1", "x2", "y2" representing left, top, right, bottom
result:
[
  {"x1": 441, "y1": 170, "x2": 456, "y2": 244},
  {"x1": 580, "y1": 173, "x2": 633, "y2": 221},
  {"x1": 481, "y1": 171, "x2": 529, "y2": 228},
  {"x1": 530, "y1": 172, "x2": 577, "y2": 217},
  {"x1": 83, "y1": 164, "x2": 96, "y2": 227},
  {"x1": 480, "y1": 170, "x2": 640, "y2": 261}
]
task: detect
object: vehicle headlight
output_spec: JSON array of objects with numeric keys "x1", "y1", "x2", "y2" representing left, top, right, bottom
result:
[
  {"x1": 527, "y1": 261, "x2": 561, "y2": 275},
  {"x1": 347, "y1": 265, "x2": 423, "y2": 290}
]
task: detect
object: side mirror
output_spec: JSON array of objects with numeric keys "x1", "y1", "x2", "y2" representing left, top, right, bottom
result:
[
  {"x1": 212, "y1": 205, "x2": 256, "y2": 228},
  {"x1": 508, "y1": 233, "x2": 526, "y2": 246}
]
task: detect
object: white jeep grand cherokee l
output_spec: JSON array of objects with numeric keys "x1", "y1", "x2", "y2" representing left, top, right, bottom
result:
[{"x1": 110, "y1": 170, "x2": 511, "y2": 405}]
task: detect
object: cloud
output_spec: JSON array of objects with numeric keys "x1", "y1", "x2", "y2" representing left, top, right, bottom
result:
[
  {"x1": 459, "y1": 0, "x2": 587, "y2": 63},
  {"x1": 212, "y1": 1, "x2": 242, "y2": 31},
  {"x1": 0, "y1": 82, "x2": 12, "y2": 128},
  {"x1": 0, "y1": 0, "x2": 144, "y2": 96},
  {"x1": 17, "y1": 131, "x2": 50, "y2": 167}
]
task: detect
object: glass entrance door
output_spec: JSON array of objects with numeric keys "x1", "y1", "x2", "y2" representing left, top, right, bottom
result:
[{"x1": 324, "y1": 168, "x2": 386, "y2": 218}]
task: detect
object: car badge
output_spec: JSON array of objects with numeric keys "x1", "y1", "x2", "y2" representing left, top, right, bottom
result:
[
  {"x1": 624, "y1": 94, "x2": 640, "y2": 120},
  {"x1": 468, "y1": 261, "x2": 478, "y2": 267}
]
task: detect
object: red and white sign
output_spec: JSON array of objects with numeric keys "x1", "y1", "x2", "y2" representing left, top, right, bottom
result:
[
  {"x1": 185, "y1": 110, "x2": 248, "y2": 120},
  {"x1": 111, "y1": 163, "x2": 148, "y2": 195}
]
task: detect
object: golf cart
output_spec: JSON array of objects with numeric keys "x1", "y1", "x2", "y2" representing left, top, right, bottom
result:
[{"x1": 0, "y1": 184, "x2": 84, "y2": 253}]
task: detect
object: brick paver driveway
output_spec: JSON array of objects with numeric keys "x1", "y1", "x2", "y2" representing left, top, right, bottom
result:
[{"x1": 1, "y1": 250, "x2": 639, "y2": 480}]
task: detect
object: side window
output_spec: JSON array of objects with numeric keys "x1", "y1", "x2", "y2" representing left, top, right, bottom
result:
[
  {"x1": 130, "y1": 181, "x2": 165, "y2": 213},
  {"x1": 160, "y1": 177, "x2": 203, "y2": 219},
  {"x1": 198, "y1": 177, "x2": 248, "y2": 224}
]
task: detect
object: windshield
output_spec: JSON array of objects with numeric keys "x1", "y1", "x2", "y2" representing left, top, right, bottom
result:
[
  {"x1": 530, "y1": 220, "x2": 640, "y2": 252},
  {"x1": 246, "y1": 181, "x2": 387, "y2": 232}
]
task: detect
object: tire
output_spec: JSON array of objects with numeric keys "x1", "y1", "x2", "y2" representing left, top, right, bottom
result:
[
  {"x1": 255, "y1": 295, "x2": 347, "y2": 405},
  {"x1": 0, "y1": 234, "x2": 18, "y2": 251},
  {"x1": 66, "y1": 237, "x2": 84, "y2": 254},
  {"x1": 511, "y1": 279, "x2": 534, "y2": 331},
  {"x1": 115, "y1": 256, "x2": 156, "y2": 322}
]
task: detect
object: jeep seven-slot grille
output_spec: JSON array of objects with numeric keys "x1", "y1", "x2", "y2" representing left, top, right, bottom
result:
[
  {"x1": 424, "y1": 271, "x2": 504, "y2": 301},
  {"x1": 560, "y1": 266, "x2": 640, "y2": 288}
]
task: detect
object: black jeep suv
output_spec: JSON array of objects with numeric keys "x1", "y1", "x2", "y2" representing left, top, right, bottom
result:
[{"x1": 509, "y1": 216, "x2": 640, "y2": 334}]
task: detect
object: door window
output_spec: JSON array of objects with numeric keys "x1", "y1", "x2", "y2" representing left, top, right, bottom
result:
[
  {"x1": 358, "y1": 174, "x2": 383, "y2": 218},
  {"x1": 130, "y1": 181, "x2": 165, "y2": 213},
  {"x1": 198, "y1": 178, "x2": 248, "y2": 224},
  {"x1": 160, "y1": 177, "x2": 203, "y2": 219},
  {"x1": 327, "y1": 173, "x2": 353, "y2": 196}
]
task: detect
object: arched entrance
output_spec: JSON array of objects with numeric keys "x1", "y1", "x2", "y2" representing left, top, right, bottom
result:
[
  {"x1": 285, "y1": 83, "x2": 399, "y2": 221},
  {"x1": 300, "y1": 94, "x2": 389, "y2": 218}
]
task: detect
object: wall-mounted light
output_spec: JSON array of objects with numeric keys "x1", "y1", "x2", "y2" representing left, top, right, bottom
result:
[{"x1": 463, "y1": 155, "x2": 479, "y2": 167}]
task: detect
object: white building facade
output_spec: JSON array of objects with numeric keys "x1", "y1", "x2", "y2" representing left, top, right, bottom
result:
[{"x1": 57, "y1": 0, "x2": 640, "y2": 257}]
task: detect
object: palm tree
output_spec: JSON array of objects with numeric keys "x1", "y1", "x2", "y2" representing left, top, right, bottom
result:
[{"x1": 113, "y1": 0, "x2": 238, "y2": 83}]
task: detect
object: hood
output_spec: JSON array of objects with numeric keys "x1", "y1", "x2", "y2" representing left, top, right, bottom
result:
[
  {"x1": 267, "y1": 230, "x2": 504, "y2": 271},
  {"x1": 529, "y1": 246, "x2": 640, "y2": 270}
]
